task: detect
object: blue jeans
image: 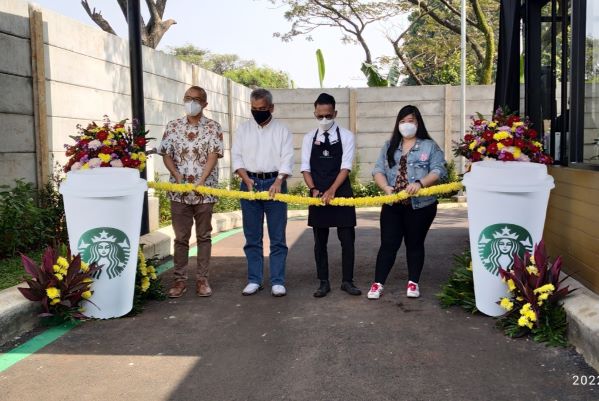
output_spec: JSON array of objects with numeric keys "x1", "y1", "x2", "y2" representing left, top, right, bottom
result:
[{"x1": 240, "y1": 177, "x2": 288, "y2": 286}]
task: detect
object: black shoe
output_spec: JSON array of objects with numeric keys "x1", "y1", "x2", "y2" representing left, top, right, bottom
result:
[
  {"x1": 341, "y1": 281, "x2": 362, "y2": 296},
  {"x1": 313, "y1": 280, "x2": 331, "y2": 298}
]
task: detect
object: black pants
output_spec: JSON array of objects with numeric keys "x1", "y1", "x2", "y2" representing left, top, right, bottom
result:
[
  {"x1": 374, "y1": 202, "x2": 437, "y2": 284},
  {"x1": 313, "y1": 226, "x2": 355, "y2": 282}
]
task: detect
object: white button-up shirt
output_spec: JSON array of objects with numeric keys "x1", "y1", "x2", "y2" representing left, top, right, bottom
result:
[
  {"x1": 300, "y1": 122, "x2": 355, "y2": 172},
  {"x1": 231, "y1": 118, "x2": 294, "y2": 176}
]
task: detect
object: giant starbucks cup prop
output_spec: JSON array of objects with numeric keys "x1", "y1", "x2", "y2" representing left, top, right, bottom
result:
[
  {"x1": 60, "y1": 168, "x2": 147, "y2": 319},
  {"x1": 463, "y1": 161, "x2": 554, "y2": 316}
]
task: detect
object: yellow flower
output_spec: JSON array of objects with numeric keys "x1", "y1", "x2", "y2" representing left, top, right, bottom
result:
[
  {"x1": 82, "y1": 290, "x2": 92, "y2": 299},
  {"x1": 102, "y1": 140, "x2": 112, "y2": 146},
  {"x1": 98, "y1": 153, "x2": 111, "y2": 163},
  {"x1": 468, "y1": 141, "x2": 477, "y2": 150},
  {"x1": 57, "y1": 257, "x2": 69, "y2": 269},
  {"x1": 139, "y1": 162, "x2": 146, "y2": 171},
  {"x1": 131, "y1": 153, "x2": 139, "y2": 160},
  {"x1": 518, "y1": 315, "x2": 533, "y2": 329},
  {"x1": 141, "y1": 276, "x2": 150, "y2": 292},
  {"x1": 140, "y1": 266, "x2": 147, "y2": 276},
  {"x1": 516, "y1": 296, "x2": 524, "y2": 301},
  {"x1": 50, "y1": 298, "x2": 61, "y2": 305},
  {"x1": 493, "y1": 131, "x2": 512, "y2": 141},
  {"x1": 530, "y1": 255, "x2": 536, "y2": 265},
  {"x1": 526, "y1": 265, "x2": 539, "y2": 276},
  {"x1": 533, "y1": 283, "x2": 555, "y2": 295},
  {"x1": 108, "y1": 133, "x2": 114, "y2": 139},
  {"x1": 150, "y1": 272, "x2": 157, "y2": 280},
  {"x1": 488, "y1": 121, "x2": 497, "y2": 128},
  {"x1": 500, "y1": 297, "x2": 514, "y2": 311},
  {"x1": 507, "y1": 279, "x2": 516, "y2": 292},
  {"x1": 538, "y1": 293, "x2": 549, "y2": 301},
  {"x1": 497, "y1": 142, "x2": 505, "y2": 150},
  {"x1": 54, "y1": 273, "x2": 64, "y2": 281},
  {"x1": 467, "y1": 261, "x2": 472, "y2": 271},
  {"x1": 513, "y1": 147, "x2": 521, "y2": 159},
  {"x1": 80, "y1": 261, "x2": 89, "y2": 273},
  {"x1": 83, "y1": 277, "x2": 92, "y2": 283},
  {"x1": 46, "y1": 287, "x2": 61, "y2": 299},
  {"x1": 513, "y1": 121, "x2": 524, "y2": 127},
  {"x1": 53, "y1": 264, "x2": 61, "y2": 273},
  {"x1": 533, "y1": 141, "x2": 542, "y2": 148},
  {"x1": 137, "y1": 152, "x2": 147, "y2": 162},
  {"x1": 81, "y1": 163, "x2": 89, "y2": 170},
  {"x1": 477, "y1": 146, "x2": 486, "y2": 154},
  {"x1": 116, "y1": 127, "x2": 126, "y2": 133},
  {"x1": 148, "y1": 266, "x2": 156, "y2": 273}
]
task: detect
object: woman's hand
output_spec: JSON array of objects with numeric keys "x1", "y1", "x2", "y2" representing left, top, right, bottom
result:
[
  {"x1": 383, "y1": 185, "x2": 394, "y2": 195},
  {"x1": 405, "y1": 182, "x2": 422, "y2": 195}
]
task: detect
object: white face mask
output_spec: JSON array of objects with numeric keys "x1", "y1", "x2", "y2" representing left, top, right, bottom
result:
[
  {"x1": 318, "y1": 118, "x2": 335, "y2": 131},
  {"x1": 185, "y1": 101, "x2": 202, "y2": 117},
  {"x1": 399, "y1": 122, "x2": 417, "y2": 138}
]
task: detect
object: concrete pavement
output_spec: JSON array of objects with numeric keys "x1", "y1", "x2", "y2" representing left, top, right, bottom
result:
[{"x1": 0, "y1": 208, "x2": 597, "y2": 401}]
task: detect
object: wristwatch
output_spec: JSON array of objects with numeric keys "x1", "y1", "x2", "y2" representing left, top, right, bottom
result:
[{"x1": 277, "y1": 174, "x2": 285, "y2": 180}]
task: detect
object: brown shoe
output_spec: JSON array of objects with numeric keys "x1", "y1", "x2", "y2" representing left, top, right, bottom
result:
[
  {"x1": 168, "y1": 281, "x2": 187, "y2": 298},
  {"x1": 196, "y1": 278, "x2": 212, "y2": 297}
]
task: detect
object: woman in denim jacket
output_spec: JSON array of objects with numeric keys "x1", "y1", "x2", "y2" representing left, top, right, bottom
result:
[{"x1": 367, "y1": 105, "x2": 447, "y2": 300}]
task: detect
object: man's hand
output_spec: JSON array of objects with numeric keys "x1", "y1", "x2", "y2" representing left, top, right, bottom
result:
[
  {"x1": 321, "y1": 188, "x2": 336, "y2": 205},
  {"x1": 383, "y1": 185, "x2": 394, "y2": 195},
  {"x1": 244, "y1": 179, "x2": 254, "y2": 192},
  {"x1": 268, "y1": 181, "x2": 282, "y2": 199},
  {"x1": 310, "y1": 188, "x2": 321, "y2": 198}
]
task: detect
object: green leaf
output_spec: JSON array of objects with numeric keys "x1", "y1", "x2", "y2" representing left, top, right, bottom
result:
[
  {"x1": 361, "y1": 63, "x2": 388, "y2": 87},
  {"x1": 316, "y1": 49, "x2": 325, "y2": 88},
  {"x1": 387, "y1": 59, "x2": 400, "y2": 87}
]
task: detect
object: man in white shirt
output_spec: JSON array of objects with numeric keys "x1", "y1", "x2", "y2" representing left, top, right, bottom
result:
[
  {"x1": 231, "y1": 88, "x2": 294, "y2": 297},
  {"x1": 301, "y1": 93, "x2": 361, "y2": 298}
]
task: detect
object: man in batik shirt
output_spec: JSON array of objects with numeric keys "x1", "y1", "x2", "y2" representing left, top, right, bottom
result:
[{"x1": 159, "y1": 86, "x2": 224, "y2": 298}]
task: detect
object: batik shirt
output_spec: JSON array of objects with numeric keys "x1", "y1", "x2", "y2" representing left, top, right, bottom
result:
[{"x1": 158, "y1": 116, "x2": 224, "y2": 204}]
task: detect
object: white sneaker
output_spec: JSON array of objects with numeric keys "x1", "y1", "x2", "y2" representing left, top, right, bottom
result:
[
  {"x1": 242, "y1": 283, "x2": 262, "y2": 296},
  {"x1": 271, "y1": 284, "x2": 286, "y2": 297},
  {"x1": 367, "y1": 282, "x2": 384, "y2": 299},
  {"x1": 406, "y1": 281, "x2": 420, "y2": 298}
]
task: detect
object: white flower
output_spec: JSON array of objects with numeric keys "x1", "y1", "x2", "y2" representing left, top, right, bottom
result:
[
  {"x1": 110, "y1": 159, "x2": 123, "y2": 167},
  {"x1": 88, "y1": 157, "x2": 102, "y2": 168},
  {"x1": 88, "y1": 140, "x2": 102, "y2": 150},
  {"x1": 71, "y1": 162, "x2": 82, "y2": 170}
]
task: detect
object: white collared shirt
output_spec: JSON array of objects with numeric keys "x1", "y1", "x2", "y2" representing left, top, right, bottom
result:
[
  {"x1": 300, "y1": 122, "x2": 355, "y2": 173},
  {"x1": 231, "y1": 118, "x2": 294, "y2": 176}
]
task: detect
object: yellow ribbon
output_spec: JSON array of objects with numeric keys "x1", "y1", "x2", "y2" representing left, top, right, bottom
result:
[{"x1": 148, "y1": 181, "x2": 463, "y2": 207}]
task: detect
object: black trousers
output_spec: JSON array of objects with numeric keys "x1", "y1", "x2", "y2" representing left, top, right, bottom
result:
[
  {"x1": 313, "y1": 226, "x2": 355, "y2": 282},
  {"x1": 374, "y1": 202, "x2": 437, "y2": 284}
]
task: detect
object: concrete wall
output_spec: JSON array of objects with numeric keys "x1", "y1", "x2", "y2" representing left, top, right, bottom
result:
[
  {"x1": 271, "y1": 85, "x2": 496, "y2": 184},
  {"x1": 0, "y1": 0, "x2": 252, "y2": 192},
  {"x1": 0, "y1": 1, "x2": 35, "y2": 187}
]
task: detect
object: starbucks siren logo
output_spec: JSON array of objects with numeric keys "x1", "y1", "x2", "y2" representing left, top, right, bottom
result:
[
  {"x1": 78, "y1": 227, "x2": 131, "y2": 280},
  {"x1": 478, "y1": 224, "x2": 533, "y2": 276}
]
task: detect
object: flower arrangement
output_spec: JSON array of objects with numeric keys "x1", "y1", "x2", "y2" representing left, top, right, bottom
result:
[
  {"x1": 128, "y1": 247, "x2": 165, "y2": 316},
  {"x1": 18, "y1": 245, "x2": 99, "y2": 321},
  {"x1": 64, "y1": 116, "x2": 149, "y2": 172},
  {"x1": 454, "y1": 107, "x2": 553, "y2": 165},
  {"x1": 497, "y1": 240, "x2": 574, "y2": 346}
]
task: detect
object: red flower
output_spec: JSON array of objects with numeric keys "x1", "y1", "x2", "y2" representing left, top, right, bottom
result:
[
  {"x1": 483, "y1": 130, "x2": 495, "y2": 142},
  {"x1": 100, "y1": 146, "x2": 112, "y2": 154},
  {"x1": 501, "y1": 137, "x2": 514, "y2": 146},
  {"x1": 514, "y1": 138, "x2": 525, "y2": 148},
  {"x1": 134, "y1": 137, "x2": 146, "y2": 147},
  {"x1": 502, "y1": 152, "x2": 515, "y2": 161},
  {"x1": 507, "y1": 115, "x2": 520, "y2": 125},
  {"x1": 97, "y1": 131, "x2": 108, "y2": 141},
  {"x1": 121, "y1": 155, "x2": 131, "y2": 165},
  {"x1": 464, "y1": 134, "x2": 474, "y2": 142},
  {"x1": 487, "y1": 142, "x2": 499, "y2": 155},
  {"x1": 471, "y1": 151, "x2": 482, "y2": 161},
  {"x1": 101, "y1": 162, "x2": 110, "y2": 167},
  {"x1": 527, "y1": 129, "x2": 538, "y2": 139}
]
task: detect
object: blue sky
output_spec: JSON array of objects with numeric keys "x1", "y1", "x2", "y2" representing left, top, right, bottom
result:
[{"x1": 31, "y1": 0, "x2": 398, "y2": 87}]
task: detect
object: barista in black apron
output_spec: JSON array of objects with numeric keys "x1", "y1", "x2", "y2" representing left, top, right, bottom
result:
[{"x1": 302, "y1": 93, "x2": 361, "y2": 298}]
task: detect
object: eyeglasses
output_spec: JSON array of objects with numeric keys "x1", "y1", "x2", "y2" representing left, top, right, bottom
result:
[
  {"x1": 315, "y1": 114, "x2": 334, "y2": 120},
  {"x1": 184, "y1": 96, "x2": 204, "y2": 103}
]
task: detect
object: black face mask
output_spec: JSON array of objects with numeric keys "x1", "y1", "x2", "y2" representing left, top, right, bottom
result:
[{"x1": 251, "y1": 109, "x2": 272, "y2": 125}]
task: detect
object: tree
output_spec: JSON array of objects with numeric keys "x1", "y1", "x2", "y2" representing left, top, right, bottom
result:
[
  {"x1": 169, "y1": 45, "x2": 290, "y2": 89},
  {"x1": 271, "y1": 0, "x2": 499, "y2": 85},
  {"x1": 271, "y1": 0, "x2": 400, "y2": 65},
  {"x1": 81, "y1": 0, "x2": 176, "y2": 48}
]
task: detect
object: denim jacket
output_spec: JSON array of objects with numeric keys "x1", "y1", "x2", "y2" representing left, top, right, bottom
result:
[{"x1": 372, "y1": 138, "x2": 447, "y2": 209}]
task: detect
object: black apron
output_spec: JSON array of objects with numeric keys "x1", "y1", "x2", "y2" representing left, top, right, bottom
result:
[{"x1": 307, "y1": 127, "x2": 356, "y2": 228}]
